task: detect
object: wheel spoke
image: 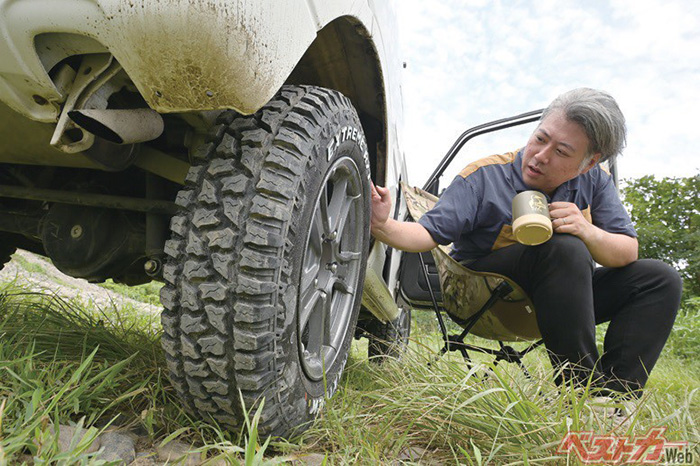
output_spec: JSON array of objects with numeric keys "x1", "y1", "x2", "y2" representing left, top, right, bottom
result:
[
  {"x1": 322, "y1": 345, "x2": 338, "y2": 363},
  {"x1": 307, "y1": 291, "x2": 329, "y2": 353},
  {"x1": 322, "y1": 292, "x2": 334, "y2": 347},
  {"x1": 335, "y1": 248, "x2": 362, "y2": 264},
  {"x1": 327, "y1": 177, "x2": 349, "y2": 235},
  {"x1": 332, "y1": 275, "x2": 355, "y2": 295},
  {"x1": 334, "y1": 192, "x2": 360, "y2": 241},
  {"x1": 302, "y1": 223, "x2": 322, "y2": 294},
  {"x1": 310, "y1": 211, "x2": 324, "y2": 256},
  {"x1": 319, "y1": 183, "x2": 332, "y2": 237},
  {"x1": 299, "y1": 286, "x2": 322, "y2": 332},
  {"x1": 300, "y1": 260, "x2": 320, "y2": 297}
]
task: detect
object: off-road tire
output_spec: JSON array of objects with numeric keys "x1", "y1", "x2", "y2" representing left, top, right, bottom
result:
[
  {"x1": 365, "y1": 308, "x2": 411, "y2": 361},
  {"x1": 160, "y1": 85, "x2": 371, "y2": 438}
]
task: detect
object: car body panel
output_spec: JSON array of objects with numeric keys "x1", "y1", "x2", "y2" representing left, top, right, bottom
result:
[
  {"x1": 0, "y1": 0, "x2": 407, "y2": 319},
  {"x1": 0, "y1": 0, "x2": 400, "y2": 118}
]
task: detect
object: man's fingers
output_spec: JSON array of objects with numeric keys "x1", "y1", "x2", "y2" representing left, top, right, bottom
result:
[
  {"x1": 375, "y1": 184, "x2": 390, "y2": 197},
  {"x1": 548, "y1": 201, "x2": 575, "y2": 214},
  {"x1": 549, "y1": 209, "x2": 566, "y2": 220},
  {"x1": 549, "y1": 201, "x2": 575, "y2": 209},
  {"x1": 548, "y1": 201, "x2": 581, "y2": 220}
]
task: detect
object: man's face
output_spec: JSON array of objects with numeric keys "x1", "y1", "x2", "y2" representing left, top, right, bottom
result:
[{"x1": 521, "y1": 109, "x2": 600, "y2": 195}]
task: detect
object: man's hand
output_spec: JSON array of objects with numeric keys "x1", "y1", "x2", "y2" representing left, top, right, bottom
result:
[
  {"x1": 549, "y1": 202, "x2": 594, "y2": 241},
  {"x1": 369, "y1": 182, "x2": 438, "y2": 253},
  {"x1": 371, "y1": 182, "x2": 392, "y2": 231},
  {"x1": 549, "y1": 201, "x2": 638, "y2": 267}
]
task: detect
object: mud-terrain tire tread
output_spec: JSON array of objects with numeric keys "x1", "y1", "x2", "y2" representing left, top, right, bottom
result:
[
  {"x1": 366, "y1": 308, "x2": 411, "y2": 361},
  {"x1": 161, "y1": 85, "x2": 366, "y2": 437}
]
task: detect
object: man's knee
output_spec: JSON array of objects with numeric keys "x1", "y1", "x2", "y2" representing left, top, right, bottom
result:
[
  {"x1": 535, "y1": 234, "x2": 593, "y2": 268},
  {"x1": 633, "y1": 259, "x2": 683, "y2": 300}
]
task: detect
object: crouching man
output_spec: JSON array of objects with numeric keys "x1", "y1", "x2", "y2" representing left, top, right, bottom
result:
[{"x1": 372, "y1": 88, "x2": 682, "y2": 397}]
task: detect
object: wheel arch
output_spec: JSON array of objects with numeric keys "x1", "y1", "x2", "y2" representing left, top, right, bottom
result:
[{"x1": 286, "y1": 16, "x2": 388, "y2": 186}]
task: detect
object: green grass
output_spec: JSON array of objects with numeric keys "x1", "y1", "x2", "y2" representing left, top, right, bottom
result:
[
  {"x1": 97, "y1": 279, "x2": 164, "y2": 307},
  {"x1": 0, "y1": 281, "x2": 697, "y2": 464},
  {"x1": 303, "y1": 321, "x2": 700, "y2": 465}
]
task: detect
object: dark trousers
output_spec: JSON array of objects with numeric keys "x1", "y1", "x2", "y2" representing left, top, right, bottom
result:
[{"x1": 469, "y1": 234, "x2": 682, "y2": 395}]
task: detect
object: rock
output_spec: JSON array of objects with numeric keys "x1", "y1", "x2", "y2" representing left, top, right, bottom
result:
[
  {"x1": 128, "y1": 458, "x2": 157, "y2": 466},
  {"x1": 397, "y1": 446, "x2": 429, "y2": 463},
  {"x1": 99, "y1": 431, "x2": 136, "y2": 464},
  {"x1": 156, "y1": 440, "x2": 201, "y2": 465},
  {"x1": 51, "y1": 424, "x2": 101, "y2": 455},
  {"x1": 293, "y1": 453, "x2": 327, "y2": 465},
  {"x1": 43, "y1": 423, "x2": 139, "y2": 465}
]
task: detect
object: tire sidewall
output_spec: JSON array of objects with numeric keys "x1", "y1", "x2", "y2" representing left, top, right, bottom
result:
[{"x1": 285, "y1": 104, "x2": 371, "y2": 418}]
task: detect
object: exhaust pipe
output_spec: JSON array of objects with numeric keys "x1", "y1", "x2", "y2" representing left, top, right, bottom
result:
[{"x1": 68, "y1": 108, "x2": 164, "y2": 145}]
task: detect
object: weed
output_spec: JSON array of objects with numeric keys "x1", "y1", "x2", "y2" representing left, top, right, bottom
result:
[{"x1": 0, "y1": 283, "x2": 697, "y2": 464}]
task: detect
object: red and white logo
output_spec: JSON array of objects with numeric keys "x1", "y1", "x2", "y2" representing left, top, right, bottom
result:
[{"x1": 556, "y1": 427, "x2": 692, "y2": 464}]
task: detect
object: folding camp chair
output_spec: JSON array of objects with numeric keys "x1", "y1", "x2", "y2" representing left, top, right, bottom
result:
[
  {"x1": 396, "y1": 110, "x2": 570, "y2": 374},
  {"x1": 401, "y1": 182, "x2": 543, "y2": 375}
]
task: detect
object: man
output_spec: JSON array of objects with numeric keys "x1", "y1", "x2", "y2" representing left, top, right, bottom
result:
[{"x1": 371, "y1": 88, "x2": 681, "y2": 397}]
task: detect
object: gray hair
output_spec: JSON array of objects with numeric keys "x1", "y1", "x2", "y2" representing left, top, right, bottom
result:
[{"x1": 541, "y1": 88, "x2": 627, "y2": 164}]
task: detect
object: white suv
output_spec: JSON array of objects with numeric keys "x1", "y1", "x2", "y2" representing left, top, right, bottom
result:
[{"x1": 0, "y1": 0, "x2": 408, "y2": 437}]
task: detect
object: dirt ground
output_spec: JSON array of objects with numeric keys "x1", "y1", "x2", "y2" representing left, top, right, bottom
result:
[{"x1": 0, "y1": 249, "x2": 161, "y2": 313}]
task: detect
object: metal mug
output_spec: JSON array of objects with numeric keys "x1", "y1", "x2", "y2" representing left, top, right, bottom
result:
[{"x1": 512, "y1": 190, "x2": 553, "y2": 246}]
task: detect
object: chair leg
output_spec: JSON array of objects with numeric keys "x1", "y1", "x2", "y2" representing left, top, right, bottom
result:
[
  {"x1": 436, "y1": 281, "x2": 513, "y2": 362},
  {"x1": 417, "y1": 253, "x2": 542, "y2": 374},
  {"x1": 458, "y1": 347, "x2": 471, "y2": 363},
  {"x1": 420, "y1": 251, "x2": 473, "y2": 366},
  {"x1": 493, "y1": 340, "x2": 544, "y2": 379},
  {"x1": 516, "y1": 359, "x2": 532, "y2": 378},
  {"x1": 441, "y1": 334, "x2": 472, "y2": 363},
  {"x1": 491, "y1": 346, "x2": 530, "y2": 378},
  {"x1": 418, "y1": 252, "x2": 450, "y2": 347}
]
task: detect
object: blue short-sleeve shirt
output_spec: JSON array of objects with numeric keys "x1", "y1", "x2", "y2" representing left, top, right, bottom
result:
[{"x1": 418, "y1": 149, "x2": 637, "y2": 262}]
